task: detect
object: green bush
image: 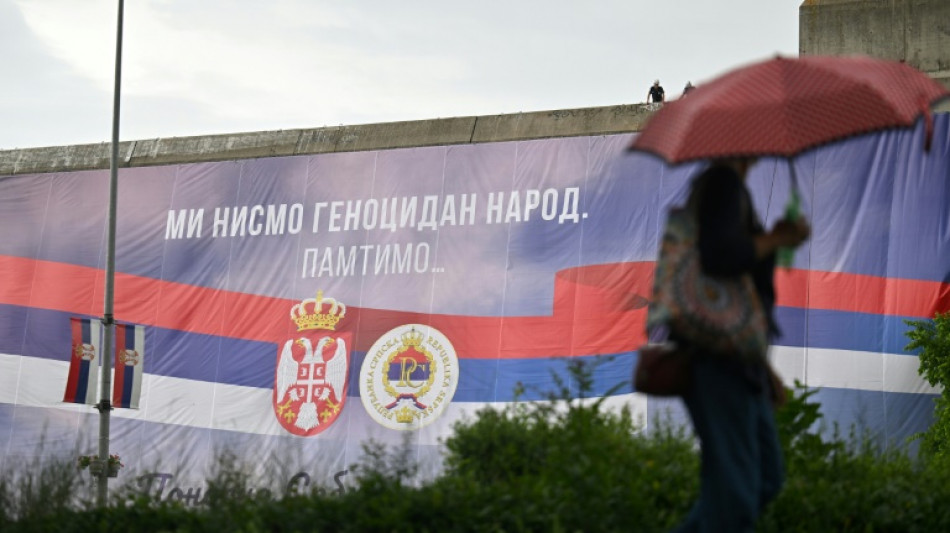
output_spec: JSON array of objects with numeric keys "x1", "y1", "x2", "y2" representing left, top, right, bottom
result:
[
  {"x1": 440, "y1": 359, "x2": 697, "y2": 532},
  {"x1": 0, "y1": 452, "x2": 91, "y2": 531},
  {"x1": 761, "y1": 442, "x2": 950, "y2": 532},
  {"x1": 5, "y1": 357, "x2": 950, "y2": 532},
  {"x1": 905, "y1": 311, "x2": 950, "y2": 458}
]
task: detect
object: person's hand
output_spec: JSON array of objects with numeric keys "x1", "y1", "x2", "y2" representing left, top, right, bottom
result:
[{"x1": 771, "y1": 217, "x2": 810, "y2": 248}]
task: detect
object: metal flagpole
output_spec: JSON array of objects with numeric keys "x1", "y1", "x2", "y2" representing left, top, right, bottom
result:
[{"x1": 97, "y1": 0, "x2": 124, "y2": 506}]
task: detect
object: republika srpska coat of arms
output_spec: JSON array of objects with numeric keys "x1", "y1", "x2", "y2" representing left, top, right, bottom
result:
[
  {"x1": 273, "y1": 291, "x2": 351, "y2": 437},
  {"x1": 359, "y1": 324, "x2": 459, "y2": 431}
]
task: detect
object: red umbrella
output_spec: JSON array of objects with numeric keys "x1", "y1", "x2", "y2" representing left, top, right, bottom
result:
[
  {"x1": 629, "y1": 55, "x2": 949, "y2": 162},
  {"x1": 630, "y1": 54, "x2": 949, "y2": 267}
]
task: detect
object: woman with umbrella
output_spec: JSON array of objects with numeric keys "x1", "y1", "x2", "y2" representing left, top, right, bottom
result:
[
  {"x1": 670, "y1": 156, "x2": 808, "y2": 532},
  {"x1": 630, "y1": 55, "x2": 948, "y2": 531}
]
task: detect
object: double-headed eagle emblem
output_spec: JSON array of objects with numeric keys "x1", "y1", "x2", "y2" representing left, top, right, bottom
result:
[{"x1": 273, "y1": 291, "x2": 351, "y2": 436}]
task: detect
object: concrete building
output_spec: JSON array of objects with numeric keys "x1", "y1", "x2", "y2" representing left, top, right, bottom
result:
[
  {"x1": 0, "y1": 104, "x2": 656, "y2": 176},
  {"x1": 800, "y1": 0, "x2": 950, "y2": 89}
]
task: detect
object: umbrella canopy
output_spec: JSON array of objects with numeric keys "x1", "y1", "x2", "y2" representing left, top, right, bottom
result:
[{"x1": 629, "y1": 55, "x2": 950, "y2": 163}]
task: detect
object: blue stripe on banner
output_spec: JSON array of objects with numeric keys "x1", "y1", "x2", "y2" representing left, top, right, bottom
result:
[
  {"x1": 115, "y1": 324, "x2": 137, "y2": 408},
  {"x1": 80, "y1": 318, "x2": 91, "y2": 344},
  {"x1": 773, "y1": 307, "x2": 918, "y2": 355},
  {"x1": 76, "y1": 359, "x2": 90, "y2": 403},
  {"x1": 0, "y1": 304, "x2": 27, "y2": 357},
  {"x1": 122, "y1": 365, "x2": 135, "y2": 408},
  {"x1": 124, "y1": 325, "x2": 136, "y2": 350},
  {"x1": 344, "y1": 351, "x2": 635, "y2": 403},
  {"x1": 812, "y1": 387, "x2": 936, "y2": 449},
  {"x1": 646, "y1": 387, "x2": 938, "y2": 453},
  {"x1": 2, "y1": 304, "x2": 275, "y2": 386},
  {"x1": 1, "y1": 303, "x2": 921, "y2": 394},
  {"x1": 149, "y1": 326, "x2": 274, "y2": 387}
]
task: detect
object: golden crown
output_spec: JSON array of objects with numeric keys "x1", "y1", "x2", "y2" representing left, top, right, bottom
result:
[
  {"x1": 395, "y1": 405, "x2": 417, "y2": 424},
  {"x1": 290, "y1": 290, "x2": 346, "y2": 331},
  {"x1": 400, "y1": 328, "x2": 424, "y2": 347}
]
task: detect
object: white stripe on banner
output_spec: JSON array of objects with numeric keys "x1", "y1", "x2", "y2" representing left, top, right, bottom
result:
[
  {"x1": 0, "y1": 349, "x2": 938, "y2": 438},
  {"x1": 0, "y1": 354, "x2": 21, "y2": 405},
  {"x1": 86, "y1": 319, "x2": 102, "y2": 405},
  {"x1": 768, "y1": 346, "x2": 941, "y2": 395}
]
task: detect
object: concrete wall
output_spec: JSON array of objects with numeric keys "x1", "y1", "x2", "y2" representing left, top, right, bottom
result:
[
  {"x1": 800, "y1": 0, "x2": 950, "y2": 89},
  {"x1": 0, "y1": 104, "x2": 657, "y2": 176}
]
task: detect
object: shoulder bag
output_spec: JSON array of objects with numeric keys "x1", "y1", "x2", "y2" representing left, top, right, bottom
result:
[{"x1": 645, "y1": 207, "x2": 768, "y2": 364}]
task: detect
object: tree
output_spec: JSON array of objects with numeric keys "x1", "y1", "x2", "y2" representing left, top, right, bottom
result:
[{"x1": 905, "y1": 311, "x2": 950, "y2": 457}]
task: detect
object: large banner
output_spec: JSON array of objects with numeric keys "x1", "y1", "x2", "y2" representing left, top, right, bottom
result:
[{"x1": 1, "y1": 116, "x2": 948, "y2": 498}]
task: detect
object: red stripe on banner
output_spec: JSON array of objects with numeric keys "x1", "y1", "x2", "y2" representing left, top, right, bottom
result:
[
  {"x1": 4, "y1": 255, "x2": 949, "y2": 359},
  {"x1": 62, "y1": 317, "x2": 82, "y2": 403},
  {"x1": 112, "y1": 324, "x2": 127, "y2": 406},
  {"x1": 0, "y1": 255, "x2": 655, "y2": 357},
  {"x1": 774, "y1": 269, "x2": 950, "y2": 317}
]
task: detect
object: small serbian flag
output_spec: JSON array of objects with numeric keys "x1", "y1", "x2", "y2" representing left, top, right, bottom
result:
[
  {"x1": 63, "y1": 317, "x2": 101, "y2": 405},
  {"x1": 112, "y1": 323, "x2": 145, "y2": 409}
]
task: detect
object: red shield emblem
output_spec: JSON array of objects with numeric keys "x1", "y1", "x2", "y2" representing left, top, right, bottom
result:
[{"x1": 273, "y1": 291, "x2": 351, "y2": 436}]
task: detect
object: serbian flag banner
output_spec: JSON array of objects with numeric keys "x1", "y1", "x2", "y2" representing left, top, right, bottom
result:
[
  {"x1": 63, "y1": 318, "x2": 101, "y2": 405},
  {"x1": 112, "y1": 323, "x2": 145, "y2": 409}
]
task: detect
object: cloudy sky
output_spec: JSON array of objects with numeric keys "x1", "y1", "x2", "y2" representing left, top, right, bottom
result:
[{"x1": 1, "y1": 0, "x2": 801, "y2": 150}]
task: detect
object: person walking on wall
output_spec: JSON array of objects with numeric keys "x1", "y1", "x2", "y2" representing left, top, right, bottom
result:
[
  {"x1": 674, "y1": 158, "x2": 810, "y2": 533},
  {"x1": 647, "y1": 80, "x2": 665, "y2": 104},
  {"x1": 683, "y1": 81, "x2": 695, "y2": 96}
]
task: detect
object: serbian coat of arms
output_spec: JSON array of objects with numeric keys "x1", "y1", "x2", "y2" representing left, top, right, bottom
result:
[{"x1": 273, "y1": 291, "x2": 351, "y2": 437}]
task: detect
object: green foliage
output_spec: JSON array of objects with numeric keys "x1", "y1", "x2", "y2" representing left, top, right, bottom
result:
[
  {"x1": 5, "y1": 358, "x2": 950, "y2": 531},
  {"x1": 0, "y1": 452, "x2": 91, "y2": 530},
  {"x1": 761, "y1": 381, "x2": 950, "y2": 531},
  {"x1": 905, "y1": 311, "x2": 950, "y2": 457},
  {"x1": 440, "y1": 359, "x2": 697, "y2": 532},
  {"x1": 774, "y1": 379, "x2": 845, "y2": 469},
  {"x1": 760, "y1": 438, "x2": 950, "y2": 532}
]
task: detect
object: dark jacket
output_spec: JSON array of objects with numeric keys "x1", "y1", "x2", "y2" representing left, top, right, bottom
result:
[
  {"x1": 685, "y1": 164, "x2": 777, "y2": 390},
  {"x1": 689, "y1": 165, "x2": 778, "y2": 337}
]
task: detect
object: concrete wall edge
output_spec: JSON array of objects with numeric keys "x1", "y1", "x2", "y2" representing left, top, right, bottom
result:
[{"x1": 0, "y1": 103, "x2": 655, "y2": 176}]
